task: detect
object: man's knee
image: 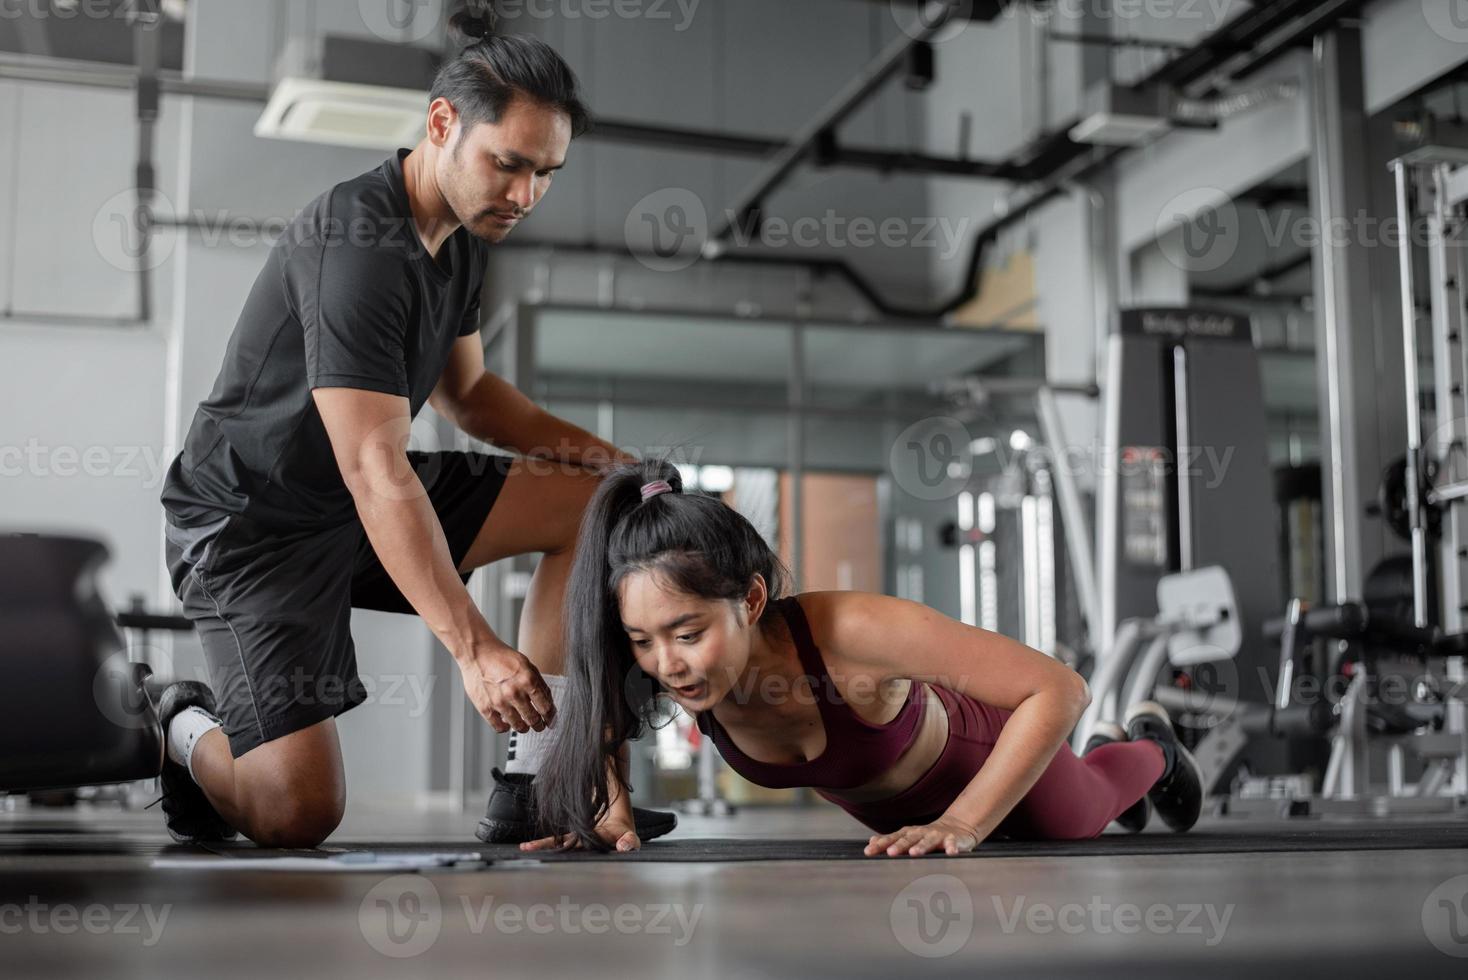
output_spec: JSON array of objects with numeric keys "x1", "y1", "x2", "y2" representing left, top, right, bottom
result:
[
  {"x1": 247, "y1": 779, "x2": 345, "y2": 848},
  {"x1": 234, "y1": 721, "x2": 346, "y2": 848}
]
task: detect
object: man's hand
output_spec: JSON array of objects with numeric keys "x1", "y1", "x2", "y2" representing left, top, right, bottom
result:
[
  {"x1": 864, "y1": 814, "x2": 982, "y2": 857},
  {"x1": 455, "y1": 644, "x2": 555, "y2": 733}
]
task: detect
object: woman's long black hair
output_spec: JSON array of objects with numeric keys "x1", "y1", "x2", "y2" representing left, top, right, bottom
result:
[{"x1": 536, "y1": 458, "x2": 789, "y2": 849}]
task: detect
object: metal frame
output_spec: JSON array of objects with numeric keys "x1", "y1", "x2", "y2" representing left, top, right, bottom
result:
[
  {"x1": 709, "y1": 0, "x2": 970, "y2": 244},
  {"x1": 1308, "y1": 24, "x2": 1381, "y2": 606}
]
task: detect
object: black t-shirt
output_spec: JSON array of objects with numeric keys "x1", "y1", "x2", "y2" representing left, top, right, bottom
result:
[{"x1": 161, "y1": 149, "x2": 489, "y2": 530}]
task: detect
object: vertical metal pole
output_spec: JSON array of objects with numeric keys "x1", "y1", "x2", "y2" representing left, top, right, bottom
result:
[
  {"x1": 1037, "y1": 386, "x2": 1101, "y2": 638},
  {"x1": 1172, "y1": 346, "x2": 1194, "y2": 572},
  {"x1": 1309, "y1": 26, "x2": 1384, "y2": 604},
  {"x1": 1396, "y1": 160, "x2": 1427, "y2": 626},
  {"x1": 1098, "y1": 332, "x2": 1125, "y2": 649},
  {"x1": 1429, "y1": 166, "x2": 1468, "y2": 793},
  {"x1": 788, "y1": 323, "x2": 806, "y2": 592},
  {"x1": 1021, "y1": 494, "x2": 1041, "y2": 649}
]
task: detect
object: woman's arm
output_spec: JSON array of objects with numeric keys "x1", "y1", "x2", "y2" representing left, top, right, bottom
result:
[{"x1": 810, "y1": 591, "x2": 1090, "y2": 856}]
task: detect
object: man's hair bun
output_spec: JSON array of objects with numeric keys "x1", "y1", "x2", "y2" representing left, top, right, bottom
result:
[{"x1": 448, "y1": 6, "x2": 498, "y2": 43}]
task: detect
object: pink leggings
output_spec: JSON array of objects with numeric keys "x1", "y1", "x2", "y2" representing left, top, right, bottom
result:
[{"x1": 820, "y1": 684, "x2": 1166, "y2": 839}]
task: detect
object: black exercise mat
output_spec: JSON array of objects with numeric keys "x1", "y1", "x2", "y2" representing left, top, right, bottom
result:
[{"x1": 192, "y1": 821, "x2": 1468, "y2": 864}]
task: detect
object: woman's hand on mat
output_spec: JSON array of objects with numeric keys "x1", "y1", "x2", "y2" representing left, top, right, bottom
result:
[
  {"x1": 520, "y1": 816, "x2": 642, "y2": 854},
  {"x1": 864, "y1": 815, "x2": 981, "y2": 857},
  {"x1": 457, "y1": 644, "x2": 555, "y2": 734}
]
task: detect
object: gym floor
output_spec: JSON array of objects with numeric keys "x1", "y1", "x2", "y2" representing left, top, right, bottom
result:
[{"x1": 2, "y1": 803, "x2": 1464, "y2": 979}]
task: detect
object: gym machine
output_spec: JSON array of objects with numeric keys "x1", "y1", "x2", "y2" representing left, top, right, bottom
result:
[
  {"x1": 1168, "y1": 151, "x2": 1468, "y2": 817},
  {"x1": 1088, "y1": 309, "x2": 1292, "y2": 770},
  {"x1": 0, "y1": 534, "x2": 165, "y2": 798}
]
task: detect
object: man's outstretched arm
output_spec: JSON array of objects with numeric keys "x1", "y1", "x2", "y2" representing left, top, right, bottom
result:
[
  {"x1": 312, "y1": 385, "x2": 553, "y2": 734},
  {"x1": 430, "y1": 334, "x2": 634, "y2": 470}
]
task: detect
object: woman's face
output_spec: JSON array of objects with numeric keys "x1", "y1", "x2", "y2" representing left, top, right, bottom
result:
[{"x1": 618, "y1": 571, "x2": 765, "y2": 712}]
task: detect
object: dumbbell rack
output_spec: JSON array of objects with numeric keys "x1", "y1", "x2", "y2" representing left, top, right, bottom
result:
[{"x1": 1390, "y1": 150, "x2": 1468, "y2": 798}]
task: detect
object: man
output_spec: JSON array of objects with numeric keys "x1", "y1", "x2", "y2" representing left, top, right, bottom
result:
[{"x1": 158, "y1": 20, "x2": 673, "y2": 848}]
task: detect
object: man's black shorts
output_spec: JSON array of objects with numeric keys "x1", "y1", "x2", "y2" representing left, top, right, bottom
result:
[{"x1": 164, "y1": 451, "x2": 512, "y2": 757}]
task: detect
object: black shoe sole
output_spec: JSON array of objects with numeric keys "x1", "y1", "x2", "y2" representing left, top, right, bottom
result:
[
  {"x1": 157, "y1": 682, "x2": 238, "y2": 844},
  {"x1": 1124, "y1": 701, "x2": 1203, "y2": 833}
]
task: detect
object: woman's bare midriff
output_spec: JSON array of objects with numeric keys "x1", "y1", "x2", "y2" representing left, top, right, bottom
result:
[{"x1": 822, "y1": 682, "x2": 950, "y2": 804}]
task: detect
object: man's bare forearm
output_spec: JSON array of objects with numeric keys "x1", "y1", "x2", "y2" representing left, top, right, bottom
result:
[
  {"x1": 348, "y1": 461, "x2": 505, "y2": 659},
  {"x1": 450, "y1": 372, "x2": 632, "y2": 468}
]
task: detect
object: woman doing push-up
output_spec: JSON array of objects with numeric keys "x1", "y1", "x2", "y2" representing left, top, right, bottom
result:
[{"x1": 529, "y1": 461, "x2": 1203, "y2": 856}]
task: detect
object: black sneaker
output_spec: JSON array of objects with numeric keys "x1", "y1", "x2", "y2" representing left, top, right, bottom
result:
[
  {"x1": 475, "y1": 768, "x2": 678, "y2": 845},
  {"x1": 1082, "y1": 721, "x2": 1152, "y2": 834},
  {"x1": 156, "y1": 682, "x2": 237, "y2": 844},
  {"x1": 1124, "y1": 700, "x2": 1204, "y2": 832}
]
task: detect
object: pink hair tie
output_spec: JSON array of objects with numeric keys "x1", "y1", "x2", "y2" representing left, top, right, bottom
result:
[{"x1": 640, "y1": 480, "x2": 674, "y2": 502}]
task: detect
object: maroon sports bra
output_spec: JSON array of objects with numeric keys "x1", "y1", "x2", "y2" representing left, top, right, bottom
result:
[{"x1": 694, "y1": 595, "x2": 926, "y2": 790}]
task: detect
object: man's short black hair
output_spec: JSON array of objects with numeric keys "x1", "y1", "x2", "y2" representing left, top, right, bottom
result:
[{"x1": 431, "y1": 6, "x2": 591, "y2": 140}]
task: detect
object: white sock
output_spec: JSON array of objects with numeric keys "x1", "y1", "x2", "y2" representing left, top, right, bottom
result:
[
  {"x1": 504, "y1": 674, "x2": 568, "y2": 777},
  {"x1": 167, "y1": 706, "x2": 223, "y2": 784}
]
